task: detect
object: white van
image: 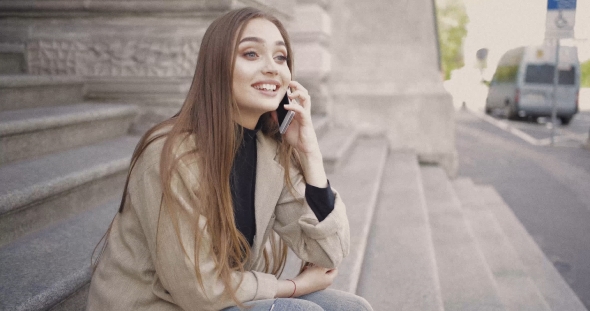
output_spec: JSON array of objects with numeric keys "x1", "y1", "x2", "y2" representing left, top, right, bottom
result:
[{"x1": 485, "y1": 45, "x2": 580, "y2": 124}]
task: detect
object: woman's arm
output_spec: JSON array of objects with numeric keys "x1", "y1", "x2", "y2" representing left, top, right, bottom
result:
[
  {"x1": 272, "y1": 81, "x2": 351, "y2": 269},
  {"x1": 275, "y1": 266, "x2": 339, "y2": 298},
  {"x1": 280, "y1": 80, "x2": 327, "y2": 188}
]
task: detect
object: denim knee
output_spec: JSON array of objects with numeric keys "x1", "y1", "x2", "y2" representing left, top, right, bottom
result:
[
  {"x1": 348, "y1": 295, "x2": 373, "y2": 311},
  {"x1": 273, "y1": 298, "x2": 324, "y2": 311}
]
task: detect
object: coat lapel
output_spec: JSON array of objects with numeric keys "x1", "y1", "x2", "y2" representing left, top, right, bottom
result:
[{"x1": 251, "y1": 133, "x2": 284, "y2": 257}]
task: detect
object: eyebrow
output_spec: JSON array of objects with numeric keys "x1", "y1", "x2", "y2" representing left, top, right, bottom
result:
[{"x1": 239, "y1": 36, "x2": 286, "y2": 47}]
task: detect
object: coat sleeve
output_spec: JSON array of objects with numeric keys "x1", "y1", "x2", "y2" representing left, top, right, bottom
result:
[
  {"x1": 128, "y1": 155, "x2": 278, "y2": 311},
  {"x1": 272, "y1": 169, "x2": 350, "y2": 269}
]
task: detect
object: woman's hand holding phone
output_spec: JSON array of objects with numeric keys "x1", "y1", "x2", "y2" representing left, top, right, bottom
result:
[{"x1": 280, "y1": 81, "x2": 328, "y2": 188}]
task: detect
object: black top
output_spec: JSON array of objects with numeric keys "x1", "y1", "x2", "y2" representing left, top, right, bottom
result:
[{"x1": 230, "y1": 126, "x2": 335, "y2": 246}]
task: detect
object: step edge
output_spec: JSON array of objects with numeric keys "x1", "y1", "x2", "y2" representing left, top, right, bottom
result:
[
  {"x1": 0, "y1": 104, "x2": 138, "y2": 136},
  {"x1": 0, "y1": 199, "x2": 118, "y2": 311},
  {"x1": 477, "y1": 185, "x2": 589, "y2": 311},
  {"x1": 0, "y1": 140, "x2": 133, "y2": 214},
  {"x1": 454, "y1": 181, "x2": 552, "y2": 311},
  {"x1": 337, "y1": 141, "x2": 389, "y2": 293},
  {"x1": 0, "y1": 75, "x2": 84, "y2": 87},
  {"x1": 421, "y1": 167, "x2": 506, "y2": 310}
]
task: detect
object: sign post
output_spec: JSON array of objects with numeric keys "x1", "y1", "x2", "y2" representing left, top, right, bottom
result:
[{"x1": 545, "y1": 0, "x2": 576, "y2": 145}]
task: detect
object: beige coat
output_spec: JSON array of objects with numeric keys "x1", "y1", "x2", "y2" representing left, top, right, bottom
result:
[{"x1": 87, "y1": 131, "x2": 350, "y2": 311}]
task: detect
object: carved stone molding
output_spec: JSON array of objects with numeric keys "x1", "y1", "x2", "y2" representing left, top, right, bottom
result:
[{"x1": 27, "y1": 38, "x2": 201, "y2": 77}]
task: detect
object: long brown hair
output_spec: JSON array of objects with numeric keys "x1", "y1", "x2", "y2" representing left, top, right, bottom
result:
[{"x1": 93, "y1": 7, "x2": 301, "y2": 308}]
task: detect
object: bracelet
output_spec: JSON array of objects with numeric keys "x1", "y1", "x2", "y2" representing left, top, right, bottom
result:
[{"x1": 287, "y1": 279, "x2": 296, "y2": 298}]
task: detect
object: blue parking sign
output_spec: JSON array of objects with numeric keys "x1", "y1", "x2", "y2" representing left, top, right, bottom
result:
[{"x1": 547, "y1": 0, "x2": 576, "y2": 10}]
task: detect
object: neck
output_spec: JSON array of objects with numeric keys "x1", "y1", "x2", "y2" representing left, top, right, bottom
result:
[{"x1": 233, "y1": 112, "x2": 262, "y2": 130}]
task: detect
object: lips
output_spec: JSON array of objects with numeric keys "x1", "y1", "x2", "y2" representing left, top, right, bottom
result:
[{"x1": 252, "y1": 80, "x2": 281, "y2": 93}]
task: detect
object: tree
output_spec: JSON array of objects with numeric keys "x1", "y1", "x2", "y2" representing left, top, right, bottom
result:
[
  {"x1": 435, "y1": 0, "x2": 469, "y2": 80},
  {"x1": 581, "y1": 58, "x2": 590, "y2": 88}
]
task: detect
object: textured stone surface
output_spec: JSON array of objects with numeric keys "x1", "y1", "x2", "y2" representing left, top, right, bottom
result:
[
  {"x1": 0, "y1": 199, "x2": 119, "y2": 311},
  {"x1": 358, "y1": 153, "x2": 443, "y2": 311},
  {"x1": 0, "y1": 136, "x2": 138, "y2": 246},
  {"x1": 479, "y1": 185, "x2": 588, "y2": 311},
  {"x1": 453, "y1": 178, "x2": 551, "y2": 311},
  {"x1": 317, "y1": 126, "x2": 358, "y2": 173},
  {"x1": 333, "y1": 90, "x2": 457, "y2": 176},
  {"x1": 330, "y1": 0, "x2": 456, "y2": 173},
  {"x1": 327, "y1": 137, "x2": 388, "y2": 292},
  {"x1": 421, "y1": 166, "x2": 505, "y2": 311},
  {"x1": 0, "y1": 103, "x2": 137, "y2": 164},
  {"x1": 0, "y1": 75, "x2": 84, "y2": 111}
]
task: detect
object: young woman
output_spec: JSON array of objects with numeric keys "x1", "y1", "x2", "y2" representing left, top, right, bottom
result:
[{"x1": 87, "y1": 7, "x2": 373, "y2": 311}]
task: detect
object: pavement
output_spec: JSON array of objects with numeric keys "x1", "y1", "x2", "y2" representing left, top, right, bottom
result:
[{"x1": 455, "y1": 109, "x2": 590, "y2": 309}]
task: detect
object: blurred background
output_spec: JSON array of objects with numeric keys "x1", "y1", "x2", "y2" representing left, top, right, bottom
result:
[{"x1": 438, "y1": 0, "x2": 590, "y2": 310}]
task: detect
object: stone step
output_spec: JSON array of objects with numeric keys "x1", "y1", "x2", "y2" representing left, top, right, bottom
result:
[
  {"x1": 280, "y1": 136, "x2": 389, "y2": 291},
  {"x1": 0, "y1": 135, "x2": 139, "y2": 247},
  {"x1": 421, "y1": 167, "x2": 505, "y2": 311},
  {"x1": 0, "y1": 75, "x2": 85, "y2": 111},
  {"x1": 0, "y1": 43, "x2": 26, "y2": 74},
  {"x1": 477, "y1": 184, "x2": 588, "y2": 311},
  {"x1": 317, "y1": 125, "x2": 358, "y2": 173},
  {"x1": 0, "y1": 198, "x2": 119, "y2": 311},
  {"x1": 452, "y1": 178, "x2": 551, "y2": 311},
  {"x1": 0, "y1": 103, "x2": 137, "y2": 164},
  {"x1": 328, "y1": 136, "x2": 388, "y2": 293},
  {"x1": 357, "y1": 153, "x2": 443, "y2": 311}
]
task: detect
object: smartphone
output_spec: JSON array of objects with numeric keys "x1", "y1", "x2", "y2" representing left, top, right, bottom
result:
[{"x1": 277, "y1": 88, "x2": 295, "y2": 134}]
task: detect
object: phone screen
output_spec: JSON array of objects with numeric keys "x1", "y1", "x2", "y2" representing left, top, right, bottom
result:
[{"x1": 277, "y1": 90, "x2": 295, "y2": 134}]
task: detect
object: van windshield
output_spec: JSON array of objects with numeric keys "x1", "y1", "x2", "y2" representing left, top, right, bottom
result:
[{"x1": 524, "y1": 64, "x2": 576, "y2": 85}]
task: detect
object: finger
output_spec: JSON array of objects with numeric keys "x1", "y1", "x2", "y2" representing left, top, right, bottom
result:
[
  {"x1": 288, "y1": 81, "x2": 309, "y2": 96},
  {"x1": 326, "y1": 268, "x2": 338, "y2": 274},
  {"x1": 287, "y1": 91, "x2": 311, "y2": 110},
  {"x1": 283, "y1": 102, "x2": 306, "y2": 114}
]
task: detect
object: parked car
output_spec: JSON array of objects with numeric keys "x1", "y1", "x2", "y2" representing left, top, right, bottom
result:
[{"x1": 485, "y1": 45, "x2": 580, "y2": 125}]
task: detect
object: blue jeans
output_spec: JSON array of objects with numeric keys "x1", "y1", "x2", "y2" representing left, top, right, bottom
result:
[{"x1": 221, "y1": 289, "x2": 373, "y2": 311}]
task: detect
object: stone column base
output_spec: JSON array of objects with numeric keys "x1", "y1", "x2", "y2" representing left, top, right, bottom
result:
[{"x1": 333, "y1": 87, "x2": 458, "y2": 177}]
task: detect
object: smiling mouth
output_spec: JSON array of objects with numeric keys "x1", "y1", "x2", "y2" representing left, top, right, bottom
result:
[{"x1": 253, "y1": 84, "x2": 278, "y2": 92}]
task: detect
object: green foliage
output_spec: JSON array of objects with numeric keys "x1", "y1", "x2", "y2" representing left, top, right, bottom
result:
[
  {"x1": 582, "y1": 59, "x2": 590, "y2": 88},
  {"x1": 435, "y1": 0, "x2": 469, "y2": 80}
]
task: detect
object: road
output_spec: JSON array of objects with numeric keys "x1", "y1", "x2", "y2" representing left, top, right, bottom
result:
[{"x1": 455, "y1": 108, "x2": 590, "y2": 309}]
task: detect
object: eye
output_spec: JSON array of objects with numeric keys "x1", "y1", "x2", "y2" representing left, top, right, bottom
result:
[
  {"x1": 243, "y1": 51, "x2": 258, "y2": 59},
  {"x1": 274, "y1": 55, "x2": 288, "y2": 63}
]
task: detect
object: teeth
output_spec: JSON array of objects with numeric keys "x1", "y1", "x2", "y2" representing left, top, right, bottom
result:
[{"x1": 255, "y1": 84, "x2": 277, "y2": 91}]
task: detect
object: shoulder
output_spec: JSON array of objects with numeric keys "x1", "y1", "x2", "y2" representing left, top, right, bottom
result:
[{"x1": 130, "y1": 124, "x2": 199, "y2": 184}]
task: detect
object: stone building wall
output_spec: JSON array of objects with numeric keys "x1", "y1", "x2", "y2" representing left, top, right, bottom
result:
[
  {"x1": 0, "y1": 0, "x2": 456, "y2": 173},
  {"x1": 330, "y1": 0, "x2": 457, "y2": 174}
]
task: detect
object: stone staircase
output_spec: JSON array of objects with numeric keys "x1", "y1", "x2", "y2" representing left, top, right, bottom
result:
[
  {"x1": 0, "y1": 75, "x2": 140, "y2": 310},
  {"x1": 1, "y1": 76, "x2": 588, "y2": 311}
]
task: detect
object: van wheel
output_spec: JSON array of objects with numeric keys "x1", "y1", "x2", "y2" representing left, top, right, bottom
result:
[
  {"x1": 507, "y1": 104, "x2": 518, "y2": 120},
  {"x1": 560, "y1": 116, "x2": 572, "y2": 125}
]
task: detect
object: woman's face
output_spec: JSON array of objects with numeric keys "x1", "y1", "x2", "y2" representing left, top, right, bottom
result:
[{"x1": 232, "y1": 18, "x2": 291, "y2": 129}]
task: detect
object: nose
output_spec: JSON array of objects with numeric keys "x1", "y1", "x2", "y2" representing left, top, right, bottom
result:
[{"x1": 262, "y1": 56, "x2": 278, "y2": 75}]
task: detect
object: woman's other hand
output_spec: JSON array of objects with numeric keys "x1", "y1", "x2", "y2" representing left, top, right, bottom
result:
[
  {"x1": 275, "y1": 266, "x2": 338, "y2": 298},
  {"x1": 293, "y1": 265, "x2": 338, "y2": 296}
]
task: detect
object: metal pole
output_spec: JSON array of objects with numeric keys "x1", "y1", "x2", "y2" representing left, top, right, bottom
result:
[{"x1": 550, "y1": 38, "x2": 560, "y2": 146}]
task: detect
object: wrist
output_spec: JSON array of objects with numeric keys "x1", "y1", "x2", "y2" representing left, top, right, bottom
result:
[
  {"x1": 287, "y1": 279, "x2": 297, "y2": 298},
  {"x1": 298, "y1": 151, "x2": 328, "y2": 188}
]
